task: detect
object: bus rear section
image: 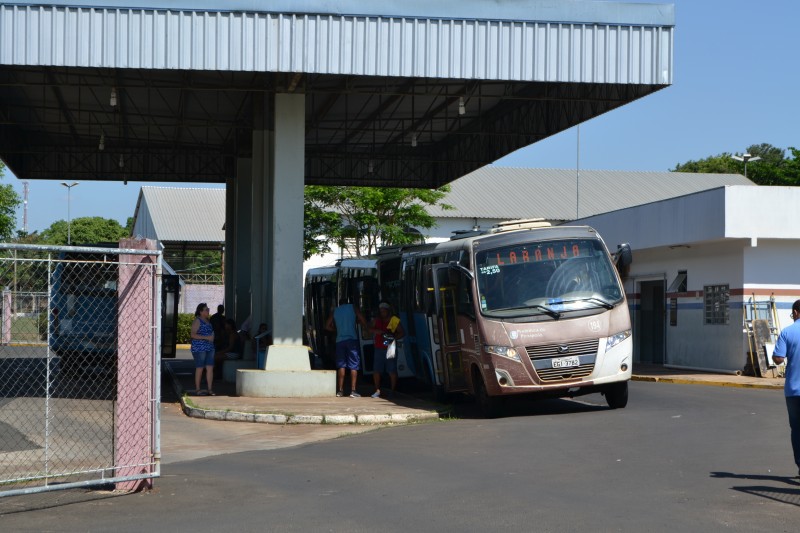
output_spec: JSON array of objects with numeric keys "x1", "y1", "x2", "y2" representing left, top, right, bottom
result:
[
  {"x1": 415, "y1": 226, "x2": 632, "y2": 417},
  {"x1": 50, "y1": 253, "x2": 118, "y2": 374}
]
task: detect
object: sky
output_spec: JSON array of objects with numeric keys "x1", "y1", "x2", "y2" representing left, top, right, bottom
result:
[{"x1": 3, "y1": 0, "x2": 799, "y2": 234}]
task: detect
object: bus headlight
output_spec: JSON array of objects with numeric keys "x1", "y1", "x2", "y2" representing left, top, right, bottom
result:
[
  {"x1": 605, "y1": 329, "x2": 632, "y2": 352},
  {"x1": 485, "y1": 345, "x2": 520, "y2": 361}
]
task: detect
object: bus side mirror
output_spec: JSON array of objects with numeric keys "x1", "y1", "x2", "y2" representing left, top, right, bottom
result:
[{"x1": 614, "y1": 243, "x2": 632, "y2": 277}]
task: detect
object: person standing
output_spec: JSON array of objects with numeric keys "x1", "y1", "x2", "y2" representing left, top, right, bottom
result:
[
  {"x1": 325, "y1": 299, "x2": 368, "y2": 397},
  {"x1": 772, "y1": 299, "x2": 800, "y2": 479},
  {"x1": 210, "y1": 304, "x2": 226, "y2": 350},
  {"x1": 370, "y1": 302, "x2": 404, "y2": 398},
  {"x1": 191, "y1": 303, "x2": 216, "y2": 395}
]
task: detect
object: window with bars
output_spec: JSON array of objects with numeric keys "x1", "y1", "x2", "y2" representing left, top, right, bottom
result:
[{"x1": 704, "y1": 284, "x2": 730, "y2": 325}]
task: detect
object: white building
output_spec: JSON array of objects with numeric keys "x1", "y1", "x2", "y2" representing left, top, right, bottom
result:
[{"x1": 578, "y1": 185, "x2": 799, "y2": 373}]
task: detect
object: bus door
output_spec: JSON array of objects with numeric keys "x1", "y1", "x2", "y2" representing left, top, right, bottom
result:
[
  {"x1": 348, "y1": 275, "x2": 379, "y2": 375},
  {"x1": 431, "y1": 265, "x2": 469, "y2": 392}
]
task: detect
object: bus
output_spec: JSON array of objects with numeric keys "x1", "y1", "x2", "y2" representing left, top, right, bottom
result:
[
  {"x1": 50, "y1": 248, "x2": 181, "y2": 374},
  {"x1": 304, "y1": 258, "x2": 415, "y2": 378},
  {"x1": 305, "y1": 221, "x2": 633, "y2": 417}
]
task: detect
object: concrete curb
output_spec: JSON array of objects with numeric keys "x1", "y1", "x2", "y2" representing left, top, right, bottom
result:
[
  {"x1": 164, "y1": 362, "x2": 448, "y2": 425},
  {"x1": 632, "y1": 375, "x2": 783, "y2": 391}
]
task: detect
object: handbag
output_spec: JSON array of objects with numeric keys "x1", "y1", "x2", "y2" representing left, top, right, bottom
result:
[{"x1": 386, "y1": 340, "x2": 397, "y2": 360}]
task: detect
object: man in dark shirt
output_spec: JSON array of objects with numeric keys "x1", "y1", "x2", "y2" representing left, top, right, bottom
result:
[{"x1": 209, "y1": 304, "x2": 226, "y2": 350}]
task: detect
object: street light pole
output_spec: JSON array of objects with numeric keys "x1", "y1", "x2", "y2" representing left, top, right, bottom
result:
[
  {"x1": 731, "y1": 153, "x2": 761, "y2": 180},
  {"x1": 60, "y1": 182, "x2": 79, "y2": 245}
]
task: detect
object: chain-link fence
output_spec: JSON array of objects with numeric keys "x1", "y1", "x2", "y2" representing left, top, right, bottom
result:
[{"x1": 0, "y1": 243, "x2": 161, "y2": 497}]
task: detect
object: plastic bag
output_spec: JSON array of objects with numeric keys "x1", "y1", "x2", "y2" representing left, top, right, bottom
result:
[{"x1": 386, "y1": 340, "x2": 396, "y2": 360}]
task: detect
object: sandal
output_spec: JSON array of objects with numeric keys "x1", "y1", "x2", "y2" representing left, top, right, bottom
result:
[
  {"x1": 196, "y1": 390, "x2": 208, "y2": 396},
  {"x1": 208, "y1": 390, "x2": 216, "y2": 396}
]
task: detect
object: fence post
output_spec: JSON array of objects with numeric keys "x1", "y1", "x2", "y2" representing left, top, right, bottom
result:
[
  {"x1": 115, "y1": 239, "x2": 158, "y2": 491},
  {"x1": 2, "y1": 288, "x2": 11, "y2": 345}
]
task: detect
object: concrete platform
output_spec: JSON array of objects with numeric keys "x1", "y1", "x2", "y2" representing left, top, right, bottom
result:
[{"x1": 165, "y1": 359, "x2": 447, "y2": 425}]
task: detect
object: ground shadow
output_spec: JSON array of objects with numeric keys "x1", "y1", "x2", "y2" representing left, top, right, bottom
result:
[{"x1": 710, "y1": 471, "x2": 800, "y2": 508}]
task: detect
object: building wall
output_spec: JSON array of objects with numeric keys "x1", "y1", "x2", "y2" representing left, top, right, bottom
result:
[
  {"x1": 628, "y1": 241, "x2": 746, "y2": 371},
  {"x1": 181, "y1": 284, "x2": 225, "y2": 315},
  {"x1": 628, "y1": 238, "x2": 800, "y2": 373}
]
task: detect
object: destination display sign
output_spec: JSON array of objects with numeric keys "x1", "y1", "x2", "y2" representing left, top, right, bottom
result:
[{"x1": 479, "y1": 239, "x2": 598, "y2": 268}]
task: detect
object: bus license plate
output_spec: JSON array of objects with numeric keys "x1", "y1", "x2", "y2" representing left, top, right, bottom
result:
[{"x1": 552, "y1": 356, "x2": 580, "y2": 369}]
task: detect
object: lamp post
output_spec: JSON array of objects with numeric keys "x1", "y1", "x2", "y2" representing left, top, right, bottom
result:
[
  {"x1": 731, "y1": 153, "x2": 761, "y2": 180},
  {"x1": 60, "y1": 182, "x2": 79, "y2": 244}
]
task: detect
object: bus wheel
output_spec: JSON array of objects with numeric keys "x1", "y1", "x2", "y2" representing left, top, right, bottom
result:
[
  {"x1": 604, "y1": 381, "x2": 629, "y2": 409},
  {"x1": 473, "y1": 369, "x2": 502, "y2": 419}
]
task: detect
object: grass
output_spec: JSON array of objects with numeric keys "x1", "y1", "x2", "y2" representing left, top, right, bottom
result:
[{"x1": 9, "y1": 316, "x2": 44, "y2": 342}]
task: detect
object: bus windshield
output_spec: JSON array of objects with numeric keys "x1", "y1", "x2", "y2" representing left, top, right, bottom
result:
[{"x1": 475, "y1": 238, "x2": 623, "y2": 317}]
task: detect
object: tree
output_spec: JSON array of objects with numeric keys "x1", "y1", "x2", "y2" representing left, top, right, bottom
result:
[
  {"x1": 304, "y1": 186, "x2": 452, "y2": 258},
  {"x1": 0, "y1": 160, "x2": 22, "y2": 241},
  {"x1": 672, "y1": 143, "x2": 800, "y2": 186},
  {"x1": 38, "y1": 216, "x2": 129, "y2": 245}
]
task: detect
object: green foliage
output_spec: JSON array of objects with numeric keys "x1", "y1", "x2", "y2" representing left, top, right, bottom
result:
[
  {"x1": 37, "y1": 311, "x2": 48, "y2": 340},
  {"x1": 177, "y1": 313, "x2": 194, "y2": 344},
  {"x1": 304, "y1": 185, "x2": 452, "y2": 258},
  {"x1": 672, "y1": 143, "x2": 800, "y2": 186},
  {"x1": 0, "y1": 161, "x2": 21, "y2": 241},
  {"x1": 38, "y1": 216, "x2": 129, "y2": 246}
]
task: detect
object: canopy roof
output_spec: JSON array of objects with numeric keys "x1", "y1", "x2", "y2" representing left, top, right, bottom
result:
[{"x1": 0, "y1": 1, "x2": 674, "y2": 188}]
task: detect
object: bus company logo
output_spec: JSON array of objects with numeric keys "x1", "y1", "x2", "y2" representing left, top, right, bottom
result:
[
  {"x1": 509, "y1": 330, "x2": 519, "y2": 340},
  {"x1": 557, "y1": 345, "x2": 570, "y2": 354},
  {"x1": 588, "y1": 320, "x2": 601, "y2": 332}
]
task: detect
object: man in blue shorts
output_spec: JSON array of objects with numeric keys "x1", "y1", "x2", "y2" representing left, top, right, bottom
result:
[
  {"x1": 772, "y1": 299, "x2": 800, "y2": 479},
  {"x1": 326, "y1": 299, "x2": 368, "y2": 397}
]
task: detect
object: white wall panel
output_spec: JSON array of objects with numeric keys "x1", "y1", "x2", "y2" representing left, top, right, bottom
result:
[{"x1": 1, "y1": 5, "x2": 674, "y2": 84}]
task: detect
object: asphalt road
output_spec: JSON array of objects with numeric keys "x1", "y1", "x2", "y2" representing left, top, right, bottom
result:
[{"x1": 1, "y1": 381, "x2": 798, "y2": 532}]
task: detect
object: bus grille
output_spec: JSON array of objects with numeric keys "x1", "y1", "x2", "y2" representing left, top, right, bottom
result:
[{"x1": 526, "y1": 339, "x2": 599, "y2": 383}]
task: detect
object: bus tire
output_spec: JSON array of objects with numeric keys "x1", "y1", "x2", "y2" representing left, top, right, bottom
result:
[
  {"x1": 604, "y1": 381, "x2": 629, "y2": 409},
  {"x1": 473, "y1": 368, "x2": 502, "y2": 419}
]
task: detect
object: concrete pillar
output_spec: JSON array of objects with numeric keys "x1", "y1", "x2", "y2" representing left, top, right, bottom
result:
[
  {"x1": 236, "y1": 92, "x2": 337, "y2": 396},
  {"x1": 249, "y1": 94, "x2": 271, "y2": 337},
  {"x1": 233, "y1": 158, "x2": 252, "y2": 327},
  {"x1": 268, "y1": 93, "x2": 305, "y2": 344},
  {"x1": 224, "y1": 175, "x2": 234, "y2": 314}
]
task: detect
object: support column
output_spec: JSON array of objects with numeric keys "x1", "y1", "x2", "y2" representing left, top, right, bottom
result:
[
  {"x1": 268, "y1": 93, "x2": 305, "y2": 345},
  {"x1": 233, "y1": 158, "x2": 252, "y2": 326},
  {"x1": 236, "y1": 92, "x2": 336, "y2": 396},
  {"x1": 224, "y1": 175, "x2": 235, "y2": 314},
  {"x1": 249, "y1": 94, "x2": 271, "y2": 338}
]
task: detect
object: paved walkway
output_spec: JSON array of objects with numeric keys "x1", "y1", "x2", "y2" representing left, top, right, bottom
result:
[
  {"x1": 631, "y1": 363, "x2": 784, "y2": 390},
  {"x1": 164, "y1": 359, "x2": 785, "y2": 428}
]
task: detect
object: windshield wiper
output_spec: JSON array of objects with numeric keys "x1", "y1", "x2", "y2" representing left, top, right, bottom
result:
[
  {"x1": 494, "y1": 304, "x2": 561, "y2": 319},
  {"x1": 580, "y1": 297, "x2": 615, "y2": 309}
]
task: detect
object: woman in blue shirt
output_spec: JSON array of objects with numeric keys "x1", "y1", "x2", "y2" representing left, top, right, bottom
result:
[{"x1": 191, "y1": 303, "x2": 216, "y2": 395}]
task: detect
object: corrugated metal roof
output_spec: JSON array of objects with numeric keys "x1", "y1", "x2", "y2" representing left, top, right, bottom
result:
[
  {"x1": 426, "y1": 167, "x2": 755, "y2": 220},
  {"x1": 134, "y1": 186, "x2": 225, "y2": 243},
  {"x1": 1, "y1": 4, "x2": 673, "y2": 84}
]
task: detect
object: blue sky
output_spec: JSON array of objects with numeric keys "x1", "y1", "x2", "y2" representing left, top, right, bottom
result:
[{"x1": 3, "y1": 0, "x2": 799, "y2": 233}]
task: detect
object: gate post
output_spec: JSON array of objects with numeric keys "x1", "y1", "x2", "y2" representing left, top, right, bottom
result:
[{"x1": 115, "y1": 238, "x2": 158, "y2": 491}]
